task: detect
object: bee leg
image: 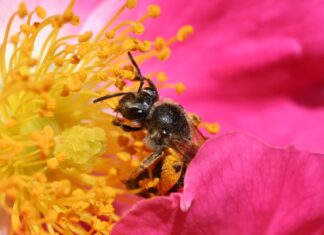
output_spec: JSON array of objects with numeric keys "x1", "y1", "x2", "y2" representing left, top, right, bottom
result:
[
  {"x1": 112, "y1": 119, "x2": 143, "y2": 132},
  {"x1": 131, "y1": 149, "x2": 164, "y2": 179}
]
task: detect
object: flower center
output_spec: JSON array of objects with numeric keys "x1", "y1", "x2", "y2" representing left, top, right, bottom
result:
[{"x1": 0, "y1": 0, "x2": 199, "y2": 234}]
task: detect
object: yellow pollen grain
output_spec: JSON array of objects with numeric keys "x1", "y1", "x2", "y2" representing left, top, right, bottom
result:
[
  {"x1": 97, "y1": 71, "x2": 109, "y2": 81},
  {"x1": 36, "y1": 6, "x2": 46, "y2": 19},
  {"x1": 32, "y1": 172, "x2": 47, "y2": 182},
  {"x1": 148, "y1": 5, "x2": 161, "y2": 18},
  {"x1": 78, "y1": 31, "x2": 93, "y2": 42},
  {"x1": 122, "y1": 38, "x2": 137, "y2": 50},
  {"x1": 6, "y1": 118, "x2": 17, "y2": 128},
  {"x1": 115, "y1": 78, "x2": 126, "y2": 90},
  {"x1": 56, "y1": 152, "x2": 66, "y2": 162},
  {"x1": 175, "y1": 82, "x2": 185, "y2": 94},
  {"x1": 139, "y1": 177, "x2": 159, "y2": 190},
  {"x1": 177, "y1": 25, "x2": 194, "y2": 41},
  {"x1": 133, "y1": 141, "x2": 144, "y2": 148},
  {"x1": 157, "y1": 47, "x2": 171, "y2": 60},
  {"x1": 117, "y1": 152, "x2": 131, "y2": 162},
  {"x1": 10, "y1": 34, "x2": 20, "y2": 44},
  {"x1": 18, "y1": 2, "x2": 28, "y2": 18},
  {"x1": 138, "y1": 40, "x2": 151, "y2": 52},
  {"x1": 0, "y1": 0, "x2": 205, "y2": 233},
  {"x1": 204, "y1": 122, "x2": 221, "y2": 134},
  {"x1": 27, "y1": 58, "x2": 37, "y2": 67},
  {"x1": 66, "y1": 77, "x2": 82, "y2": 92},
  {"x1": 157, "y1": 72, "x2": 168, "y2": 82},
  {"x1": 78, "y1": 42, "x2": 90, "y2": 55},
  {"x1": 131, "y1": 158, "x2": 140, "y2": 168},
  {"x1": 109, "y1": 168, "x2": 118, "y2": 176},
  {"x1": 126, "y1": 0, "x2": 137, "y2": 9},
  {"x1": 53, "y1": 57, "x2": 64, "y2": 67},
  {"x1": 132, "y1": 22, "x2": 145, "y2": 34},
  {"x1": 69, "y1": 54, "x2": 80, "y2": 64},
  {"x1": 65, "y1": 44, "x2": 75, "y2": 53},
  {"x1": 20, "y1": 24, "x2": 32, "y2": 34},
  {"x1": 105, "y1": 30, "x2": 115, "y2": 39},
  {"x1": 63, "y1": 8, "x2": 73, "y2": 22},
  {"x1": 47, "y1": 158, "x2": 59, "y2": 169},
  {"x1": 71, "y1": 15, "x2": 80, "y2": 25},
  {"x1": 154, "y1": 37, "x2": 167, "y2": 50}
]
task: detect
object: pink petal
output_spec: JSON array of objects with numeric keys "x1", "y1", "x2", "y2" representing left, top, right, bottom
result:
[
  {"x1": 80, "y1": 0, "x2": 129, "y2": 33},
  {"x1": 112, "y1": 132, "x2": 324, "y2": 235},
  {"x1": 138, "y1": 0, "x2": 324, "y2": 101},
  {"x1": 80, "y1": 1, "x2": 324, "y2": 152},
  {"x1": 186, "y1": 97, "x2": 324, "y2": 153},
  {"x1": 112, "y1": 193, "x2": 184, "y2": 235},
  {"x1": 0, "y1": 0, "x2": 103, "y2": 38},
  {"x1": 183, "y1": 132, "x2": 324, "y2": 234}
]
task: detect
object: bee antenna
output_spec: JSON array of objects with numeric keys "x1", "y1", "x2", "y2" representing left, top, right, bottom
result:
[
  {"x1": 127, "y1": 51, "x2": 143, "y2": 77},
  {"x1": 93, "y1": 92, "x2": 131, "y2": 103},
  {"x1": 127, "y1": 51, "x2": 145, "y2": 92}
]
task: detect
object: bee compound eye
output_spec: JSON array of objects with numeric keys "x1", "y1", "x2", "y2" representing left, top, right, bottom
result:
[{"x1": 124, "y1": 107, "x2": 146, "y2": 121}]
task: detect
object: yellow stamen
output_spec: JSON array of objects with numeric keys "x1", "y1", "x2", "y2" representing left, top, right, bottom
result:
[
  {"x1": 157, "y1": 72, "x2": 168, "y2": 82},
  {"x1": 18, "y1": 2, "x2": 28, "y2": 18},
  {"x1": 0, "y1": 0, "x2": 202, "y2": 233},
  {"x1": 177, "y1": 25, "x2": 194, "y2": 41},
  {"x1": 126, "y1": 0, "x2": 137, "y2": 9},
  {"x1": 202, "y1": 122, "x2": 221, "y2": 134},
  {"x1": 35, "y1": 6, "x2": 46, "y2": 19},
  {"x1": 148, "y1": 5, "x2": 161, "y2": 18}
]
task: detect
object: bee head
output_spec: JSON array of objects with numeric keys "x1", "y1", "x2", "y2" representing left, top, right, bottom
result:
[
  {"x1": 116, "y1": 87, "x2": 158, "y2": 123},
  {"x1": 93, "y1": 51, "x2": 159, "y2": 123}
]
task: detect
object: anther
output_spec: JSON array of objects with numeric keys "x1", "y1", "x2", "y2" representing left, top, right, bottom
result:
[
  {"x1": 148, "y1": 5, "x2": 161, "y2": 18},
  {"x1": 18, "y1": 2, "x2": 28, "y2": 18},
  {"x1": 126, "y1": 0, "x2": 137, "y2": 9},
  {"x1": 36, "y1": 6, "x2": 46, "y2": 19},
  {"x1": 177, "y1": 25, "x2": 194, "y2": 41}
]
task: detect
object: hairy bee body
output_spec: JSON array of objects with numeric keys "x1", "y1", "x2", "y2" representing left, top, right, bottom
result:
[{"x1": 94, "y1": 52, "x2": 205, "y2": 197}]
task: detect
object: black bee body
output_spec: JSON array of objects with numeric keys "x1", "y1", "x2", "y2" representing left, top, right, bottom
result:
[
  {"x1": 94, "y1": 52, "x2": 204, "y2": 196},
  {"x1": 144, "y1": 102, "x2": 191, "y2": 151}
]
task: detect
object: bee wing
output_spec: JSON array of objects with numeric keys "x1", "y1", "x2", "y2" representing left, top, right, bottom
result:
[
  {"x1": 171, "y1": 123, "x2": 206, "y2": 163},
  {"x1": 190, "y1": 122, "x2": 207, "y2": 147}
]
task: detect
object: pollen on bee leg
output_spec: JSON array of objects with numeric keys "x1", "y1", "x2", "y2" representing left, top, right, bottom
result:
[
  {"x1": 158, "y1": 151, "x2": 183, "y2": 195},
  {"x1": 139, "y1": 177, "x2": 159, "y2": 190}
]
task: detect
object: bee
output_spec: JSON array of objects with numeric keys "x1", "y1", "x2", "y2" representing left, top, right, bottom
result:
[{"x1": 93, "y1": 52, "x2": 205, "y2": 196}]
